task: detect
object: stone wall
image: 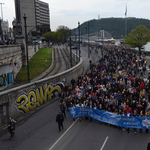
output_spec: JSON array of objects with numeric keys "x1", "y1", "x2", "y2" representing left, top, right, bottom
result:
[
  {"x1": 0, "y1": 45, "x2": 22, "y2": 78},
  {"x1": 0, "y1": 44, "x2": 46, "y2": 90}
]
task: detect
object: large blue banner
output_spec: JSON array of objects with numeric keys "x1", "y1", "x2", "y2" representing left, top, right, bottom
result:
[{"x1": 69, "y1": 107, "x2": 150, "y2": 129}]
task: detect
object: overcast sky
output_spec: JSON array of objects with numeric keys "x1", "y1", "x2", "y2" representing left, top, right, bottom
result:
[{"x1": 2, "y1": 0, "x2": 150, "y2": 31}]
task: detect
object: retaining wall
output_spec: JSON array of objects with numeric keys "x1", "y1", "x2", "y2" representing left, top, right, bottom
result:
[
  {"x1": 0, "y1": 57, "x2": 83, "y2": 128},
  {"x1": 0, "y1": 44, "x2": 46, "y2": 90}
]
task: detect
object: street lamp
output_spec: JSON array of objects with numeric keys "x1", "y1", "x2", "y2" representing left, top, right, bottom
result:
[
  {"x1": 23, "y1": 14, "x2": 30, "y2": 83},
  {"x1": 70, "y1": 30, "x2": 72, "y2": 68},
  {"x1": 0, "y1": 2, "x2": 4, "y2": 40},
  {"x1": 75, "y1": 33, "x2": 77, "y2": 61},
  {"x1": 78, "y1": 22, "x2": 80, "y2": 61},
  {"x1": 88, "y1": 22, "x2": 90, "y2": 58},
  {"x1": 23, "y1": 14, "x2": 41, "y2": 83}
]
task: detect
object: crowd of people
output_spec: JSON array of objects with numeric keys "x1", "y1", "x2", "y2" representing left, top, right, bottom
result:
[
  {"x1": 59, "y1": 44, "x2": 150, "y2": 134},
  {"x1": 0, "y1": 39, "x2": 18, "y2": 45}
]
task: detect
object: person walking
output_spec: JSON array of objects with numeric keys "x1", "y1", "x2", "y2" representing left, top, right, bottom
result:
[
  {"x1": 71, "y1": 78, "x2": 76, "y2": 90},
  {"x1": 8, "y1": 117, "x2": 16, "y2": 138},
  {"x1": 56, "y1": 111, "x2": 64, "y2": 131},
  {"x1": 60, "y1": 101, "x2": 66, "y2": 118}
]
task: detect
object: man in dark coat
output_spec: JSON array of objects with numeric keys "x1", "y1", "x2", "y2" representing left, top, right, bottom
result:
[
  {"x1": 71, "y1": 78, "x2": 76, "y2": 90},
  {"x1": 8, "y1": 117, "x2": 16, "y2": 138},
  {"x1": 147, "y1": 142, "x2": 150, "y2": 150},
  {"x1": 56, "y1": 111, "x2": 64, "y2": 131}
]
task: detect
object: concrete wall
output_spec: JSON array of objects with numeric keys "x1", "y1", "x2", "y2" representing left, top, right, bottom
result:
[
  {"x1": 28, "y1": 44, "x2": 43, "y2": 60},
  {"x1": 0, "y1": 44, "x2": 46, "y2": 90},
  {"x1": 0, "y1": 45, "x2": 22, "y2": 79},
  {"x1": 0, "y1": 58, "x2": 83, "y2": 128}
]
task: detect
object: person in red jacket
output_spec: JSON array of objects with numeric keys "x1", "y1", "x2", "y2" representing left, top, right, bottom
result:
[
  {"x1": 124, "y1": 105, "x2": 132, "y2": 114},
  {"x1": 140, "y1": 82, "x2": 145, "y2": 90}
]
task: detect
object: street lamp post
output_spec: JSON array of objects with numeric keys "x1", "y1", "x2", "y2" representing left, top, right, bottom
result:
[
  {"x1": 75, "y1": 33, "x2": 77, "y2": 61},
  {"x1": 88, "y1": 22, "x2": 90, "y2": 58},
  {"x1": 78, "y1": 22, "x2": 80, "y2": 61},
  {"x1": 0, "y1": 2, "x2": 4, "y2": 40},
  {"x1": 23, "y1": 14, "x2": 30, "y2": 83},
  {"x1": 70, "y1": 37, "x2": 72, "y2": 68}
]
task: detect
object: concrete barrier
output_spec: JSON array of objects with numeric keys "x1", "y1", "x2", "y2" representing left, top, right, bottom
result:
[{"x1": 0, "y1": 55, "x2": 83, "y2": 128}]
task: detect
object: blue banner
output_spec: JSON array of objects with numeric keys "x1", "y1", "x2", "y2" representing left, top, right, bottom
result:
[{"x1": 69, "y1": 107, "x2": 150, "y2": 129}]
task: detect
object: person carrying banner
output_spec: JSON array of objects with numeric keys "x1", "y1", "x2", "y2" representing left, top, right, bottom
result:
[
  {"x1": 132, "y1": 109, "x2": 138, "y2": 134},
  {"x1": 125, "y1": 110, "x2": 132, "y2": 133},
  {"x1": 146, "y1": 112, "x2": 149, "y2": 133},
  {"x1": 76, "y1": 101, "x2": 84, "y2": 122}
]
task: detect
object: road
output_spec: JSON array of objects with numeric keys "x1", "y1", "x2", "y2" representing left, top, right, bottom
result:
[{"x1": 0, "y1": 46, "x2": 150, "y2": 150}]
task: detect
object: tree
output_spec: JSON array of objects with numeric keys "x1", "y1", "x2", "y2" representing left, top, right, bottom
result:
[
  {"x1": 124, "y1": 25, "x2": 150, "y2": 51},
  {"x1": 42, "y1": 31, "x2": 55, "y2": 43},
  {"x1": 56, "y1": 26, "x2": 70, "y2": 43}
]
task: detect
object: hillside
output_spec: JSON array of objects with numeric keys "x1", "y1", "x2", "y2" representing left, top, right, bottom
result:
[{"x1": 72, "y1": 17, "x2": 150, "y2": 39}]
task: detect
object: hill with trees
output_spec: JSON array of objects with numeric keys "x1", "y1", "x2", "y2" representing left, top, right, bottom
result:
[{"x1": 72, "y1": 17, "x2": 150, "y2": 39}]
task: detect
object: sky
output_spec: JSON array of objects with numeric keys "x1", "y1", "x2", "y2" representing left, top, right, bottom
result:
[{"x1": 2, "y1": 0, "x2": 150, "y2": 31}]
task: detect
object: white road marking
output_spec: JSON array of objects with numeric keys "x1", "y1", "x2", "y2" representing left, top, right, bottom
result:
[
  {"x1": 100, "y1": 136, "x2": 109, "y2": 150},
  {"x1": 49, "y1": 118, "x2": 79, "y2": 150}
]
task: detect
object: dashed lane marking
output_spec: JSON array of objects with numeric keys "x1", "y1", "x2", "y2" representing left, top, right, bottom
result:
[
  {"x1": 100, "y1": 136, "x2": 109, "y2": 150},
  {"x1": 49, "y1": 118, "x2": 79, "y2": 150}
]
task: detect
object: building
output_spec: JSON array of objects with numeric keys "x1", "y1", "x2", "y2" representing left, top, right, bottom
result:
[
  {"x1": 35, "y1": 0, "x2": 50, "y2": 33},
  {"x1": 3, "y1": 20, "x2": 9, "y2": 39},
  {"x1": 0, "y1": 19, "x2": 9, "y2": 40},
  {"x1": 13, "y1": 0, "x2": 50, "y2": 40}
]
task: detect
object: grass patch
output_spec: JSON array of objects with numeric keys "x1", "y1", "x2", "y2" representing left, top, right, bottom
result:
[{"x1": 14, "y1": 47, "x2": 52, "y2": 84}]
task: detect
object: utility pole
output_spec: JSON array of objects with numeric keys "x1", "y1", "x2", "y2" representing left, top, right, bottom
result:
[
  {"x1": 75, "y1": 33, "x2": 77, "y2": 61},
  {"x1": 0, "y1": 2, "x2": 4, "y2": 40},
  {"x1": 125, "y1": 4, "x2": 127, "y2": 37},
  {"x1": 23, "y1": 14, "x2": 30, "y2": 83},
  {"x1": 69, "y1": 37, "x2": 72, "y2": 68},
  {"x1": 78, "y1": 22, "x2": 80, "y2": 61},
  {"x1": 125, "y1": 18, "x2": 127, "y2": 37},
  {"x1": 88, "y1": 22, "x2": 90, "y2": 58}
]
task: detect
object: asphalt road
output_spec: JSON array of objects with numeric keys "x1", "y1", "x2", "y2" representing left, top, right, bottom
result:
[
  {"x1": 0, "y1": 46, "x2": 150, "y2": 150},
  {"x1": 1, "y1": 99, "x2": 149, "y2": 150}
]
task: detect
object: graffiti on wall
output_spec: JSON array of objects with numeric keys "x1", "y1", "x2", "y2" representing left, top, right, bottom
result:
[
  {"x1": 0, "y1": 72, "x2": 13, "y2": 90},
  {"x1": 15, "y1": 82, "x2": 64, "y2": 113}
]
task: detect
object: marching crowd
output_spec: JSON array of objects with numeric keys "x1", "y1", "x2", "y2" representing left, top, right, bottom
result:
[{"x1": 58, "y1": 44, "x2": 150, "y2": 134}]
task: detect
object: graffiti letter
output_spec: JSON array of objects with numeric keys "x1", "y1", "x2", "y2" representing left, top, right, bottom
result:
[
  {"x1": 16, "y1": 95, "x2": 29, "y2": 113},
  {"x1": 28, "y1": 91, "x2": 37, "y2": 110}
]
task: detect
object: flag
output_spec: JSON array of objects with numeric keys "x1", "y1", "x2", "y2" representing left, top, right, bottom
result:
[{"x1": 125, "y1": 4, "x2": 127, "y2": 16}]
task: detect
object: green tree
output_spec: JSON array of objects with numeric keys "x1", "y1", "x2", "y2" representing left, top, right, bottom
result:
[
  {"x1": 124, "y1": 25, "x2": 150, "y2": 51},
  {"x1": 42, "y1": 31, "x2": 55, "y2": 43},
  {"x1": 56, "y1": 26, "x2": 70, "y2": 42}
]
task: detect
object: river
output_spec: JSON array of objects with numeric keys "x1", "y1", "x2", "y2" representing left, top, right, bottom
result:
[{"x1": 115, "y1": 39, "x2": 150, "y2": 51}]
